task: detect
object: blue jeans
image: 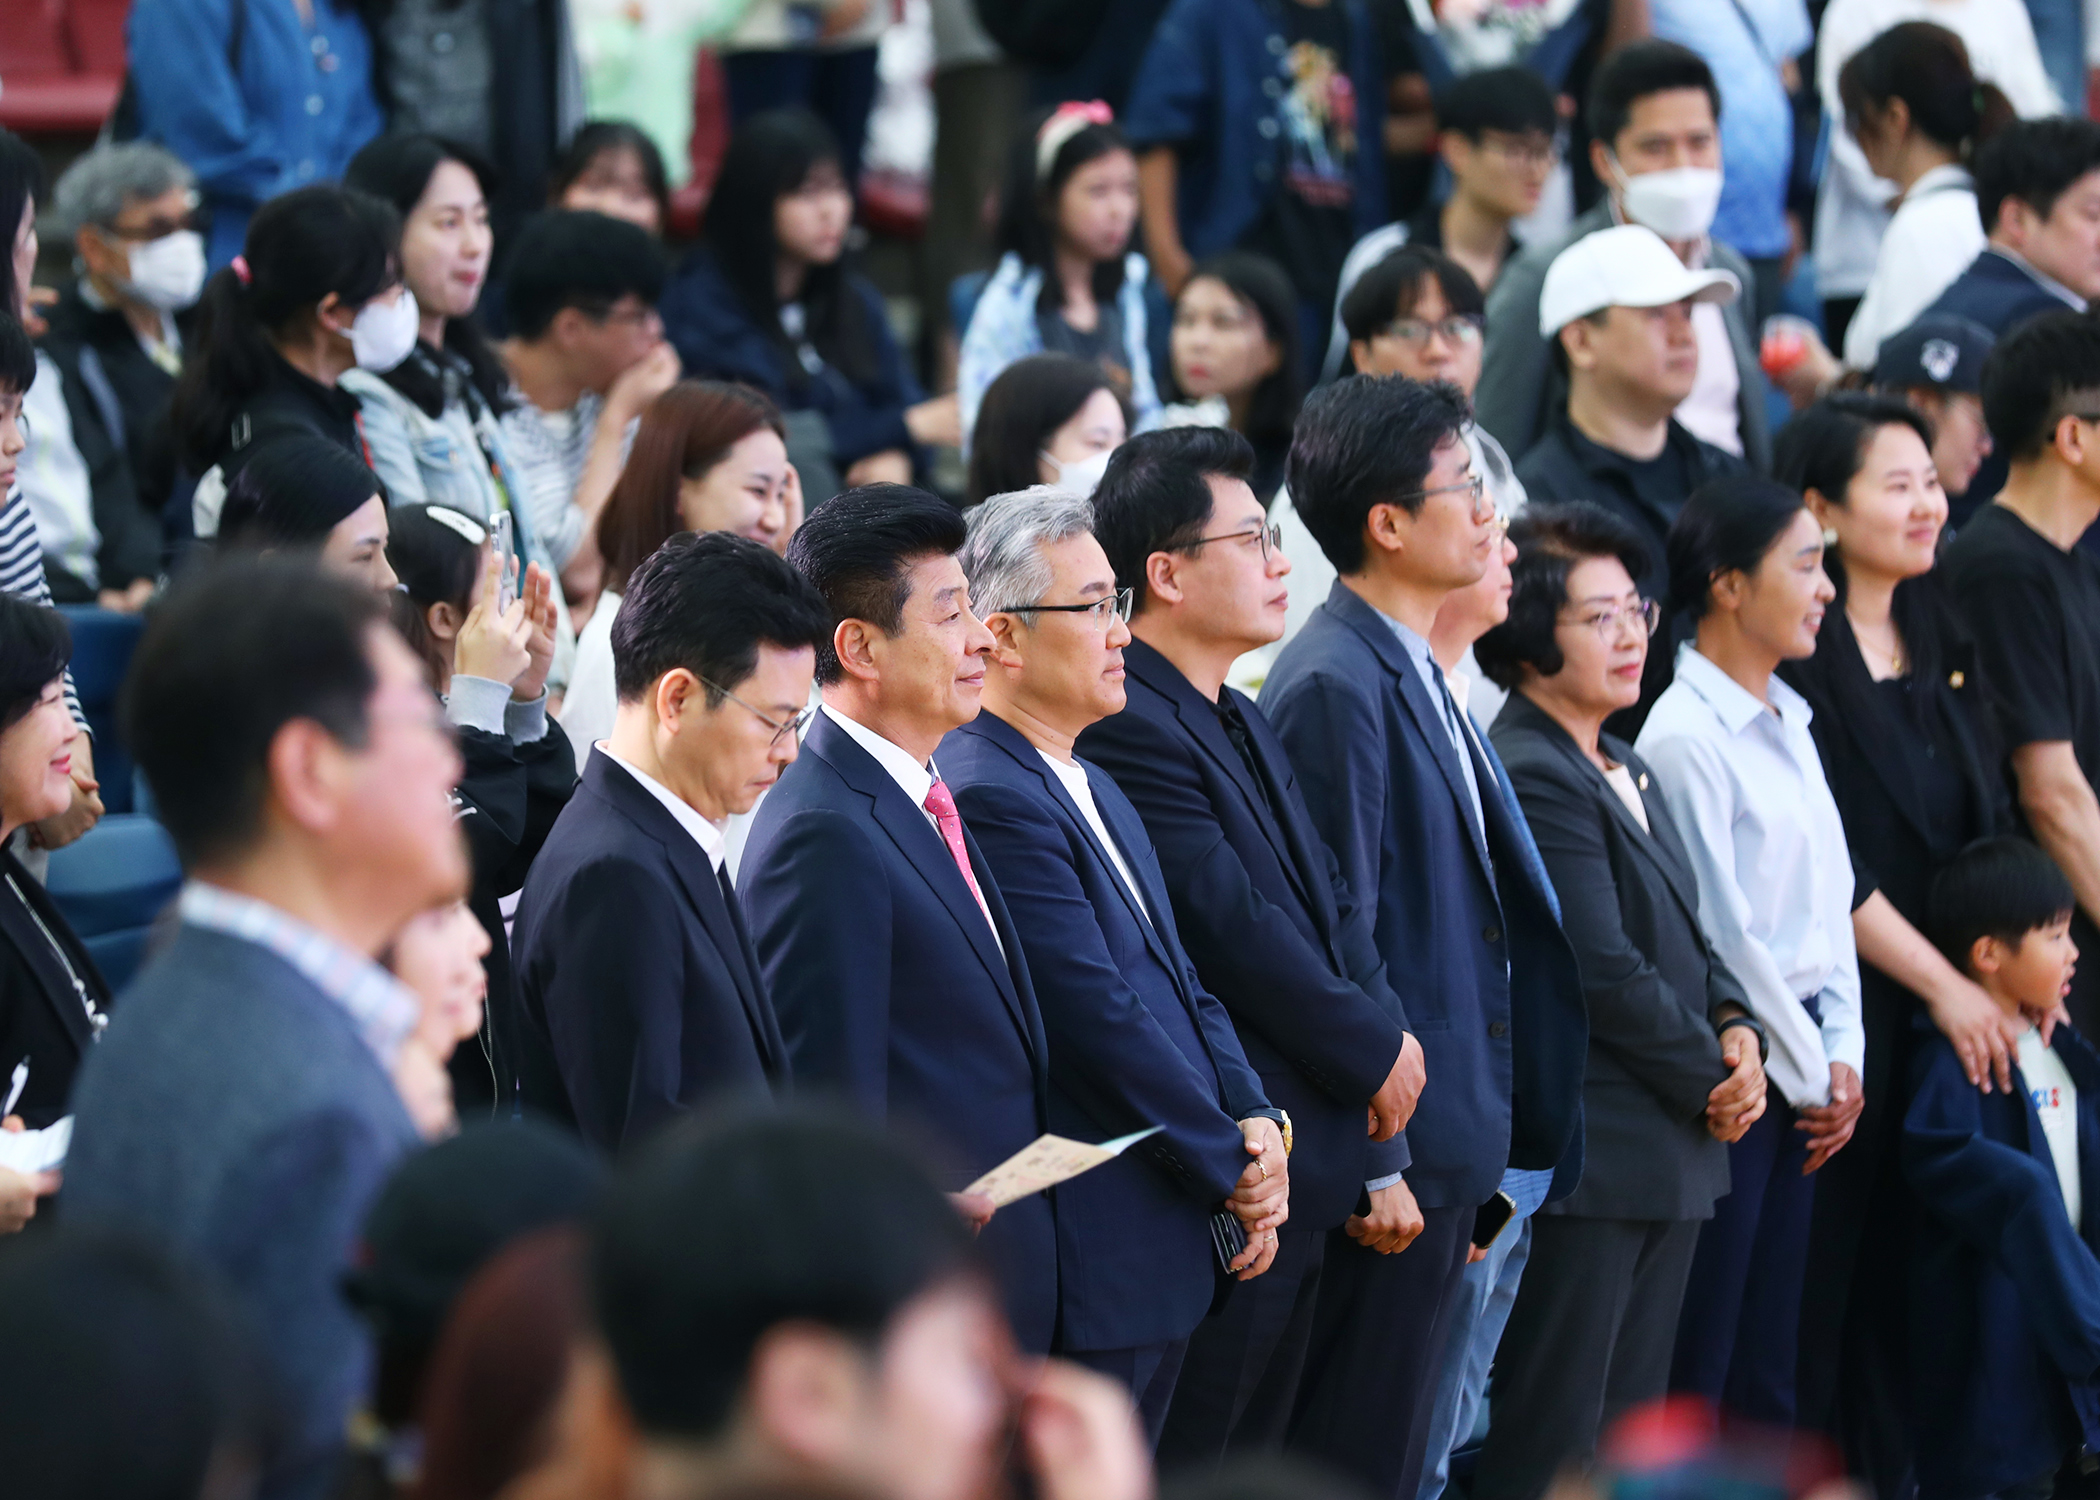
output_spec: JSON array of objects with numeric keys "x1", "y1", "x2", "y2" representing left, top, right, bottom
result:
[{"x1": 1415, "y1": 1214, "x2": 1534, "y2": 1500}]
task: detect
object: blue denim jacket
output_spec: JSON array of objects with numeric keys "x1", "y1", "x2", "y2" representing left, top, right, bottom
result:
[{"x1": 1123, "y1": 0, "x2": 1388, "y2": 261}]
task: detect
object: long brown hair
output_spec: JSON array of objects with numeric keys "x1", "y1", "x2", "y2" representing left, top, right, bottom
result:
[{"x1": 595, "y1": 380, "x2": 786, "y2": 593}]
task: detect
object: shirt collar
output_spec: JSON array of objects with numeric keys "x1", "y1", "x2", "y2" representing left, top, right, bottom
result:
[
  {"x1": 1367, "y1": 601, "x2": 1444, "y2": 692},
  {"x1": 593, "y1": 743, "x2": 727, "y2": 871},
  {"x1": 822, "y1": 702, "x2": 938, "y2": 807},
  {"x1": 1991, "y1": 246, "x2": 2087, "y2": 309},
  {"x1": 1906, "y1": 163, "x2": 1973, "y2": 199},
  {"x1": 1671, "y1": 641, "x2": 1814, "y2": 736},
  {"x1": 177, "y1": 882, "x2": 420, "y2": 1068}
]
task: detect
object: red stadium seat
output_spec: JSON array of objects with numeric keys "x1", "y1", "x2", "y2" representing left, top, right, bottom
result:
[{"x1": 0, "y1": 0, "x2": 125, "y2": 136}]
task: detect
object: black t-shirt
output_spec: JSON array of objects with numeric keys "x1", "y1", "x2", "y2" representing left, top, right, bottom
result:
[
  {"x1": 1555, "y1": 422, "x2": 1694, "y2": 597},
  {"x1": 1038, "y1": 302, "x2": 1133, "y2": 400},
  {"x1": 1241, "y1": 0, "x2": 1359, "y2": 316}
]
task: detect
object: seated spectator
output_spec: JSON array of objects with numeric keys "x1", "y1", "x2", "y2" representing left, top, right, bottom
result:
[
  {"x1": 1123, "y1": 0, "x2": 1388, "y2": 343},
  {"x1": 550, "y1": 122, "x2": 672, "y2": 236},
  {"x1": 172, "y1": 184, "x2": 408, "y2": 542},
  {"x1": 959, "y1": 103, "x2": 1158, "y2": 440},
  {"x1": 1869, "y1": 314, "x2": 1996, "y2": 519},
  {"x1": 388, "y1": 505, "x2": 575, "y2": 1115},
  {"x1": 659, "y1": 109, "x2": 961, "y2": 497},
  {"x1": 216, "y1": 435, "x2": 401, "y2": 594},
  {"x1": 386, "y1": 891, "x2": 494, "y2": 1138},
  {"x1": 66, "y1": 558, "x2": 466, "y2": 1500},
  {"x1": 561, "y1": 381, "x2": 803, "y2": 768},
  {"x1": 589, "y1": 1107, "x2": 1152, "y2": 1500},
  {"x1": 1160, "y1": 252, "x2": 1301, "y2": 505},
  {"x1": 1321, "y1": 67, "x2": 1558, "y2": 381},
  {"x1": 1910, "y1": 836, "x2": 2100, "y2": 1500},
  {"x1": 123, "y1": 0, "x2": 384, "y2": 270},
  {"x1": 496, "y1": 210, "x2": 677, "y2": 601},
  {"x1": 41, "y1": 141, "x2": 204, "y2": 591},
  {"x1": 1836, "y1": 24, "x2": 2008, "y2": 372},
  {"x1": 1519, "y1": 225, "x2": 1746, "y2": 728},
  {"x1": 1479, "y1": 41, "x2": 1770, "y2": 472},
  {"x1": 966, "y1": 354, "x2": 1130, "y2": 507}
]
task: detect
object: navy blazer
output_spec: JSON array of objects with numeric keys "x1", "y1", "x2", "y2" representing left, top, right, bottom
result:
[
  {"x1": 1076, "y1": 638, "x2": 1411, "y2": 1230},
  {"x1": 1903, "y1": 1020, "x2": 2100, "y2": 1499},
  {"x1": 940, "y1": 711, "x2": 1272, "y2": 1351},
  {"x1": 739, "y1": 711, "x2": 1058, "y2": 1352},
  {"x1": 1263, "y1": 582, "x2": 1586, "y2": 1211},
  {"x1": 511, "y1": 752, "x2": 787, "y2": 1151}
]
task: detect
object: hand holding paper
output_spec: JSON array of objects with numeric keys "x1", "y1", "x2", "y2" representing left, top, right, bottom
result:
[{"x1": 964, "y1": 1127, "x2": 1163, "y2": 1208}]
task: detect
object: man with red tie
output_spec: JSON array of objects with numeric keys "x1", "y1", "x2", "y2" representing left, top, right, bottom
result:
[{"x1": 739, "y1": 483, "x2": 1061, "y2": 1352}]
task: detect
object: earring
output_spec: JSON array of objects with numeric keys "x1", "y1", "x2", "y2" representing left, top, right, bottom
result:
[{"x1": 1822, "y1": 526, "x2": 1840, "y2": 546}]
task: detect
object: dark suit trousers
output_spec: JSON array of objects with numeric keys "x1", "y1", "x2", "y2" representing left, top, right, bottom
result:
[
  {"x1": 1471, "y1": 1216, "x2": 1703, "y2": 1500},
  {"x1": 1285, "y1": 1206, "x2": 1473, "y2": 1498},
  {"x1": 1069, "y1": 1339, "x2": 1190, "y2": 1449},
  {"x1": 1670, "y1": 1097, "x2": 1816, "y2": 1424},
  {"x1": 1157, "y1": 1225, "x2": 1325, "y2": 1473}
]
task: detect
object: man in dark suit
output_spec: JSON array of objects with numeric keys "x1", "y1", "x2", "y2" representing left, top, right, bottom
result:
[
  {"x1": 511, "y1": 533, "x2": 830, "y2": 1149},
  {"x1": 1078, "y1": 428, "x2": 1423, "y2": 1468},
  {"x1": 66, "y1": 560, "x2": 462, "y2": 1500},
  {"x1": 1262, "y1": 376, "x2": 1587, "y2": 1499},
  {"x1": 937, "y1": 485, "x2": 1291, "y2": 1440},
  {"x1": 740, "y1": 484, "x2": 1059, "y2": 1353}
]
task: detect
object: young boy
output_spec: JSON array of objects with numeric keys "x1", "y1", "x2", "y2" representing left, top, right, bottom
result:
[{"x1": 1912, "y1": 837, "x2": 2100, "y2": 1500}]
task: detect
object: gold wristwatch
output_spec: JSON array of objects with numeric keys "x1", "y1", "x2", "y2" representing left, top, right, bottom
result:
[{"x1": 1277, "y1": 1109, "x2": 1293, "y2": 1156}]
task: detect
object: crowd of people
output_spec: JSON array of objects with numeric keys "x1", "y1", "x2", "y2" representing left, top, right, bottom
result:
[{"x1": 12, "y1": 2, "x2": 2100, "y2": 1500}]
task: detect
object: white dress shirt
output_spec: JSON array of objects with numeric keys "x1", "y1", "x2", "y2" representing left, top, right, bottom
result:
[
  {"x1": 1635, "y1": 645, "x2": 1865, "y2": 1108},
  {"x1": 1039, "y1": 749, "x2": 1153, "y2": 924},
  {"x1": 592, "y1": 742, "x2": 728, "y2": 874},
  {"x1": 1679, "y1": 298, "x2": 1744, "y2": 458}
]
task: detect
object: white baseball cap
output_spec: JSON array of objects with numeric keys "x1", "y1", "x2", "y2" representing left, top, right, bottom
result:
[{"x1": 1537, "y1": 224, "x2": 1740, "y2": 337}]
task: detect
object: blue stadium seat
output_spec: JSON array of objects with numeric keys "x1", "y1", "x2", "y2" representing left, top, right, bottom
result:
[
  {"x1": 56, "y1": 606, "x2": 143, "y2": 815},
  {"x1": 44, "y1": 814, "x2": 182, "y2": 993}
]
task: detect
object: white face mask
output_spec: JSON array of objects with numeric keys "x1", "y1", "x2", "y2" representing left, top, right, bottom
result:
[
  {"x1": 119, "y1": 229, "x2": 206, "y2": 311},
  {"x1": 347, "y1": 289, "x2": 421, "y2": 372},
  {"x1": 1043, "y1": 444, "x2": 1116, "y2": 497},
  {"x1": 1611, "y1": 157, "x2": 1724, "y2": 242}
]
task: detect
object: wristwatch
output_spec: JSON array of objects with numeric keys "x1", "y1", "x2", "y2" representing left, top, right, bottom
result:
[
  {"x1": 1277, "y1": 1109, "x2": 1293, "y2": 1156},
  {"x1": 1717, "y1": 1014, "x2": 1769, "y2": 1064}
]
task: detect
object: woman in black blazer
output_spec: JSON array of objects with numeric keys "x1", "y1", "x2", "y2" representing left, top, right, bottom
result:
[
  {"x1": 0, "y1": 597, "x2": 113, "y2": 1229},
  {"x1": 1773, "y1": 394, "x2": 2017, "y2": 1488},
  {"x1": 1470, "y1": 503, "x2": 1768, "y2": 1500}
]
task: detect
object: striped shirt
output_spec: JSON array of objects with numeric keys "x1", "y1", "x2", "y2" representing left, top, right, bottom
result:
[
  {"x1": 498, "y1": 390, "x2": 607, "y2": 570},
  {"x1": 1, "y1": 483, "x2": 86, "y2": 729}
]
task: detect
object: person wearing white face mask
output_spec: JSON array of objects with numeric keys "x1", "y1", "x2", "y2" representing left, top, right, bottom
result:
[
  {"x1": 1477, "y1": 40, "x2": 1771, "y2": 477},
  {"x1": 965, "y1": 353, "x2": 1130, "y2": 507}
]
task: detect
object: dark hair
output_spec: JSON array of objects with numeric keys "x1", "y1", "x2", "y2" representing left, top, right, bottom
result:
[
  {"x1": 1475, "y1": 502, "x2": 1652, "y2": 688},
  {"x1": 787, "y1": 484, "x2": 969, "y2": 685},
  {"x1": 1339, "y1": 244, "x2": 1486, "y2": 351},
  {"x1": 504, "y1": 209, "x2": 667, "y2": 340},
  {"x1": 1981, "y1": 309, "x2": 2100, "y2": 462},
  {"x1": 1974, "y1": 117, "x2": 2100, "y2": 238},
  {"x1": 967, "y1": 353, "x2": 1125, "y2": 507},
  {"x1": 1091, "y1": 426, "x2": 1257, "y2": 611},
  {"x1": 346, "y1": 133, "x2": 512, "y2": 418},
  {"x1": 0, "y1": 595, "x2": 70, "y2": 731},
  {"x1": 1437, "y1": 66, "x2": 1558, "y2": 142},
  {"x1": 598, "y1": 380, "x2": 786, "y2": 594},
  {"x1": 993, "y1": 107, "x2": 1134, "y2": 312},
  {"x1": 0, "y1": 129, "x2": 46, "y2": 319},
  {"x1": 1928, "y1": 836, "x2": 2075, "y2": 968},
  {"x1": 1287, "y1": 376, "x2": 1472, "y2": 575},
  {"x1": 386, "y1": 503, "x2": 488, "y2": 676},
  {"x1": 1176, "y1": 252, "x2": 1303, "y2": 460},
  {"x1": 1837, "y1": 23, "x2": 2013, "y2": 160},
  {"x1": 1773, "y1": 391, "x2": 1936, "y2": 503},
  {"x1": 703, "y1": 109, "x2": 877, "y2": 390},
  {"x1": 217, "y1": 435, "x2": 389, "y2": 554},
  {"x1": 612, "y1": 530, "x2": 833, "y2": 703},
  {"x1": 591, "y1": 1107, "x2": 976, "y2": 1440},
  {"x1": 550, "y1": 120, "x2": 672, "y2": 232},
  {"x1": 0, "y1": 308, "x2": 33, "y2": 394},
  {"x1": 1664, "y1": 475, "x2": 1811, "y2": 621},
  {"x1": 120, "y1": 557, "x2": 386, "y2": 868},
  {"x1": 0, "y1": 1228, "x2": 275, "y2": 1498},
  {"x1": 1587, "y1": 39, "x2": 1721, "y2": 150},
  {"x1": 172, "y1": 184, "x2": 402, "y2": 472}
]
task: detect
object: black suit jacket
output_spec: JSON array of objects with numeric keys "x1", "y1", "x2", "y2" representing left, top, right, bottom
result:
[
  {"x1": 511, "y1": 752, "x2": 787, "y2": 1150},
  {"x1": 0, "y1": 844, "x2": 108, "y2": 1128},
  {"x1": 1489, "y1": 694, "x2": 1737, "y2": 1221},
  {"x1": 1076, "y1": 637, "x2": 1410, "y2": 1229}
]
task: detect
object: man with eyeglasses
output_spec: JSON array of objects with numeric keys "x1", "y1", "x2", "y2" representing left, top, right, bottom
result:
[
  {"x1": 934, "y1": 485, "x2": 1292, "y2": 1441},
  {"x1": 1079, "y1": 427, "x2": 1421, "y2": 1469},
  {"x1": 1262, "y1": 375, "x2": 1586, "y2": 1500},
  {"x1": 511, "y1": 532, "x2": 830, "y2": 1151}
]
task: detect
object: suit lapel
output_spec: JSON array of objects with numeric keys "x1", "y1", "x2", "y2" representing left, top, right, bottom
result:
[{"x1": 0, "y1": 855, "x2": 92, "y2": 1054}]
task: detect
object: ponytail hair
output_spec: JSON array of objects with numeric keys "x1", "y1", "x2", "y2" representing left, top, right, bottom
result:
[
  {"x1": 173, "y1": 185, "x2": 402, "y2": 472},
  {"x1": 1838, "y1": 23, "x2": 2015, "y2": 160}
]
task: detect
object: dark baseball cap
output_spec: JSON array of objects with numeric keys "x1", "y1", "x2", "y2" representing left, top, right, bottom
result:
[{"x1": 1871, "y1": 314, "x2": 1994, "y2": 394}]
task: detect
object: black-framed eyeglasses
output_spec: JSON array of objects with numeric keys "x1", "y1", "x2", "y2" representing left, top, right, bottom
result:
[
  {"x1": 1559, "y1": 599, "x2": 1662, "y2": 640},
  {"x1": 1178, "y1": 522, "x2": 1284, "y2": 562},
  {"x1": 698, "y1": 677, "x2": 814, "y2": 747},
  {"x1": 1000, "y1": 587, "x2": 1135, "y2": 629},
  {"x1": 1392, "y1": 472, "x2": 1489, "y2": 517},
  {"x1": 1374, "y1": 314, "x2": 1485, "y2": 350}
]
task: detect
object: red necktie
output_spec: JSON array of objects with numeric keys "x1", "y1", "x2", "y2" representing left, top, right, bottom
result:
[{"x1": 923, "y1": 778, "x2": 988, "y2": 911}]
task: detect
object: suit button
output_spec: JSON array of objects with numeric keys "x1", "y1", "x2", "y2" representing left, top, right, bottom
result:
[
  {"x1": 1489, "y1": 1020, "x2": 1509, "y2": 1039},
  {"x1": 1483, "y1": 925, "x2": 1501, "y2": 944}
]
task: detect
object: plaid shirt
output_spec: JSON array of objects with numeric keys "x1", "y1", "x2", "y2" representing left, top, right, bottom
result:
[{"x1": 177, "y1": 883, "x2": 420, "y2": 1069}]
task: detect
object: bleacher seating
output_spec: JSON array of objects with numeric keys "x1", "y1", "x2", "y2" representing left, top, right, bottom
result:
[
  {"x1": 0, "y1": 0, "x2": 125, "y2": 137},
  {"x1": 56, "y1": 606, "x2": 142, "y2": 816},
  {"x1": 44, "y1": 812, "x2": 181, "y2": 992}
]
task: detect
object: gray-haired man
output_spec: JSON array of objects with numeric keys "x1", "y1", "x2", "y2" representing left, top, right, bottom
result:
[{"x1": 933, "y1": 486, "x2": 1291, "y2": 1445}]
